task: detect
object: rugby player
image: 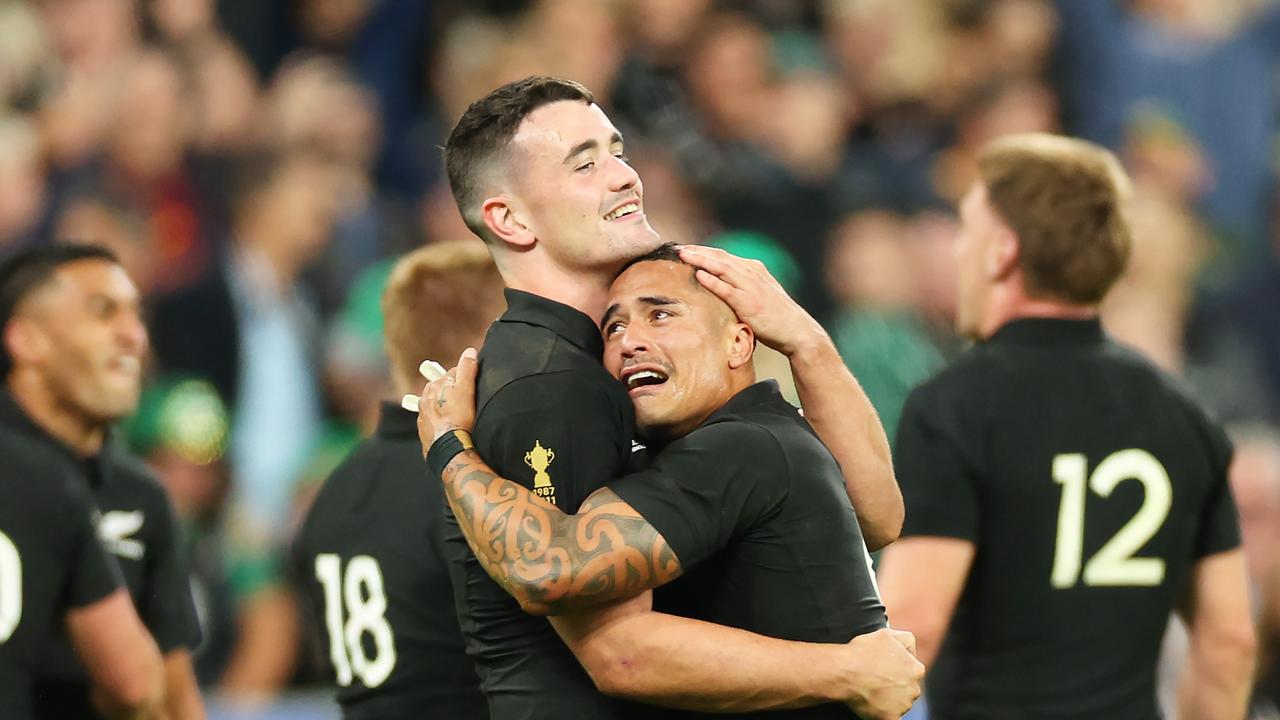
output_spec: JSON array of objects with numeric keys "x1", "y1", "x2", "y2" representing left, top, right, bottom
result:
[
  {"x1": 293, "y1": 240, "x2": 505, "y2": 718},
  {"x1": 0, "y1": 431, "x2": 165, "y2": 720},
  {"x1": 0, "y1": 244, "x2": 205, "y2": 719},
  {"x1": 418, "y1": 243, "x2": 921, "y2": 719},
  {"x1": 875, "y1": 133, "x2": 1256, "y2": 719},
  {"x1": 435, "y1": 75, "x2": 917, "y2": 719}
]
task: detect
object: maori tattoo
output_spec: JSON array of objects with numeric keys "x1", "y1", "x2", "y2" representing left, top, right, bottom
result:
[{"x1": 439, "y1": 450, "x2": 683, "y2": 614}]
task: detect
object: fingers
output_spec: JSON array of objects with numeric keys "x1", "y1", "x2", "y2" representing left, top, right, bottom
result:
[
  {"x1": 890, "y1": 629, "x2": 918, "y2": 657},
  {"x1": 455, "y1": 347, "x2": 478, "y2": 388},
  {"x1": 401, "y1": 393, "x2": 420, "y2": 412},
  {"x1": 694, "y1": 269, "x2": 737, "y2": 302},
  {"x1": 677, "y1": 245, "x2": 735, "y2": 277}
]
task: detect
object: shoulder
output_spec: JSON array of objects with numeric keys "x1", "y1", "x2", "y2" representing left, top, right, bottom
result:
[
  {"x1": 478, "y1": 367, "x2": 628, "y2": 423},
  {"x1": 665, "y1": 417, "x2": 787, "y2": 471},
  {"x1": 105, "y1": 449, "x2": 170, "y2": 501},
  {"x1": 300, "y1": 436, "x2": 404, "y2": 532},
  {"x1": 900, "y1": 347, "x2": 991, "y2": 421}
]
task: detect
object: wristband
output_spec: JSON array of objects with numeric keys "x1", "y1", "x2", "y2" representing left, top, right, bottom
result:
[{"x1": 428, "y1": 429, "x2": 475, "y2": 477}]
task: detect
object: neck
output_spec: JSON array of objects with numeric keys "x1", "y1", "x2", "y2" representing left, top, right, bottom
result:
[
  {"x1": 6, "y1": 373, "x2": 104, "y2": 456},
  {"x1": 979, "y1": 284, "x2": 1098, "y2": 340},
  {"x1": 499, "y1": 259, "x2": 614, "y2": 324}
]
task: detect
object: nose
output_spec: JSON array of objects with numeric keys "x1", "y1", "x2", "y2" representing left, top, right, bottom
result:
[
  {"x1": 117, "y1": 311, "x2": 150, "y2": 355},
  {"x1": 618, "y1": 323, "x2": 649, "y2": 358},
  {"x1": 607, "y1": 153, "x2": 639, "y2": 193}
]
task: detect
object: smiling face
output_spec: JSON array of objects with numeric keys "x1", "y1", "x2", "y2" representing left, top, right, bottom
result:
[
  {"x1": 17, "y1": 259, "x2": 148, "y2": 423},
  {"x1": 602, "y1": 259, "x2": 754, "y2": 441},
  {"x1": 505, "y1": 100, "x2": 662, "y2": 272}
]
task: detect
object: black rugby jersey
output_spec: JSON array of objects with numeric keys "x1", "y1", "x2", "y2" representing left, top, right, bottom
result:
[
  {"x1": 896, "y1": 318, "x2": 1240, "y2": 720},
  {"x1": 443, "y1": 289, "x2": 635, "y2": 720},
  {"x1": 0, "y1": 430, "x2": 122, "y2": 720},
  {"x1": 0, "y1": 392, "x2": 200, "y2": 719},
  {"x1": 611, "y1": 380, "x2": 888, "y2": 720},
  {"x1": 295, "y1": 402, "x2": 486, "y2": 719}
]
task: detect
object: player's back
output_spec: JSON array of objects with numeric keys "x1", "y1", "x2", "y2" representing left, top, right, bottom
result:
[
  {"x1": 897, "y1": 318, "x2": 1238, "y2": 719},
  {"x1": 0, "y1": 432, "x2": 122, "y2": 720},
  {"x1": 294, "y1": 402, "x2": 486, "y2": 720}
]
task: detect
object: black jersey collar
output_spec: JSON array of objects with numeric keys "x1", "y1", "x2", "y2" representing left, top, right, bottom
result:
[
  {"x1": 987, "y1": 316, "x2": 1105, "y2": 347},
  {"x1": 376, "y1": 401, "x2": 420, "y2": 439},
  {"x1": 0, "y1": 388, "x2": 110, "y2": 484},
  {"x1": 500, "y1": 289, "x2": 604, "y2": 357},
  {"x1": 704, "y1": 380, "x2": 784, "y2": 424}
]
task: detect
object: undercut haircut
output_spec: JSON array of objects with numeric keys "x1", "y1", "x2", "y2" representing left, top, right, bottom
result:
[
  {"x1": 381, "y1": 240, "x2": 506, "y2": 393},
  {"x1": 444, "y1": 76, "x2": 596, "y2": 244},
  {"x1": 0, "y1": 243, "x2": 120, "y2": 378},
  {"x1": 978, "y1": 133, "x2": 1133, "y2": 304}
]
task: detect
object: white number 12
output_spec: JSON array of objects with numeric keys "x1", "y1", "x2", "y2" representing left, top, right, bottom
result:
[{"x1": 1050, "y1": 449, "x2": 1172, "y2": 589}]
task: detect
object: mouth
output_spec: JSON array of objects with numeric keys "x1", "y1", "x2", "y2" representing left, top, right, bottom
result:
[
  {"x1": 620, "y1": 365, "x2": 669, "y2": 397},
  {"x1": 604, "y1": 201, "x2": 642, "y2": 222},
  {"x1": 107, "y1": 356, "x2": 142, "y2": 377}
]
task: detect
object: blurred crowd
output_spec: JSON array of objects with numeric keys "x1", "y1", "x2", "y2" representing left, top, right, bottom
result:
[{"x1": 4, "y1": 0, "x2": 1280, "y2": 713}]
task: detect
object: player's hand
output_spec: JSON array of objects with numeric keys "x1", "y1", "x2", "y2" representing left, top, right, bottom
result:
[
  {"x1": 677, "y1": 245, "x2": 828, "y2": 357},
  {"x1": 837, "y1": 628, "x2": 924, "y2": 719},
  {"x1": 416, "y1": 348, "x2": 479, "y2": 451}
]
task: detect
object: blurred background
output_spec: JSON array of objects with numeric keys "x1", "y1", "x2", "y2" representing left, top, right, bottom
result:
[{"x1": 3, "y1": 0, "x2": 1280, "y2": 717}]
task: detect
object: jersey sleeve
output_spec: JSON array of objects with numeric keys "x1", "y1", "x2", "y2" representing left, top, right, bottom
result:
[
  {"x1": 472, "y1": 372, "x2": 631, "y2": 512},
  {"x1": 894, "y1": 385, "x2": 983, "y2": 542},
  {"x1": 1194, "y1": 421, "x2": 1242, "y2": 558},
  {"x1": 608, "y1": 423, "x2": 786, "y2": 569},
  {"x1": 59, "y1": 478, "x2": 125, "y2": 609},
  {"x1": 138, "y1": 489, "x2": 202, "y2": 653}
]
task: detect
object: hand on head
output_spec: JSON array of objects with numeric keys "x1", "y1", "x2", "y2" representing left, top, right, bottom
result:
[{"x1": 677, "y1": 245, "x2": 828, "y2": 357}]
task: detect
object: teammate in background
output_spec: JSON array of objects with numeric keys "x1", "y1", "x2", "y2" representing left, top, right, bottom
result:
[
  {"x1": 0, "y1": 431, "x2": 165, "y2": 720},
  {"x1": 418, "y1": 244, "x2": 919, "y2": 719},
  {"x1": 293, "y1": 240, "x2": 506, "y2": 719},
  {"x1": 0, "y1": 244, "x2": 205, "y2": 719},
  {"x1": 435, "y1": 75, "x2": 914, "y2": 720},
  {"x1": 875, "y1": 134, "x2": 1256, "y2": 719}
]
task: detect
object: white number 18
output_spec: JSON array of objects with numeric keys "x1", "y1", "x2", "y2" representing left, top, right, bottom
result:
[
  {"x1": 315, "y1": 554, "x2": 397, "y2": 687},
  {"x1": 1050, "y1": 449, "x2": 1172, "y2": 589}
]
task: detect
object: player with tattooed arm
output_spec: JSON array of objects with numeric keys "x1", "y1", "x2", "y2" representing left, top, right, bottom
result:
[
  {"x1": 417, "y1": 243, "x2": 920, "y2": 719},
  {"x1": 432, "y1": 76, "x2": 919, "y2": 719}
]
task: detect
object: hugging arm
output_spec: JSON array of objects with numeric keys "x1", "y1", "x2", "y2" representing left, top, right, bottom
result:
[
  {"x1": 438, "y1": 451, "x2": 681, "y2": 615},
  {"x1": 679, "y1": 245, "x2": 903, "y2": 548}
]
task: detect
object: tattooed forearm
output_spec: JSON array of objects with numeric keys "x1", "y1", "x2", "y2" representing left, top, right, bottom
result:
[{"x1": 439, "y1": 449, "x2": 682, "y2": 615}]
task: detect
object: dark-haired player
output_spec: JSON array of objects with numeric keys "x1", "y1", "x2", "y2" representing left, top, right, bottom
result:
[
  {"x1": 876, "y1": 134, "x2": 1256, "y2": 719},
  {"x1": 418, "y1": 243, "x2": 923, "y2": 719},
  {"x1": 294, "y1": 240, "x2": 506, "y2": 718},
  {"x1": 435, "y1": 75, "x2": 916, "y2": 719},
  {"x1": 0, "y1": 244, "x2": 204, "y2": 719}
]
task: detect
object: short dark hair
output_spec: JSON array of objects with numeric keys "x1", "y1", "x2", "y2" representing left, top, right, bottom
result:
[
  {"x1": 616, "y1": 242, "x2": 685, "y2": 278},
  {"x1": 0, "y1": 243, "x2": 120, "y2": 379},
  {"x1": 444, "y1": 76, "x2": 596, "y2": 243}
]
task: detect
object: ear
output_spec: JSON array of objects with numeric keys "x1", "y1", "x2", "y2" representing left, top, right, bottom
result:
[
  {"x1": 481, "y1": 195, "x2": 535, "y2": 250},
  {"x1": 986, "y1": 224, "x2": 1021, "y2": 281},
  {"x1": 4, "y1": 317, "x2": 51, "y2": 370},
  {"x1": 727, "y1": 322, "x2": 755, "y2": 370}
]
